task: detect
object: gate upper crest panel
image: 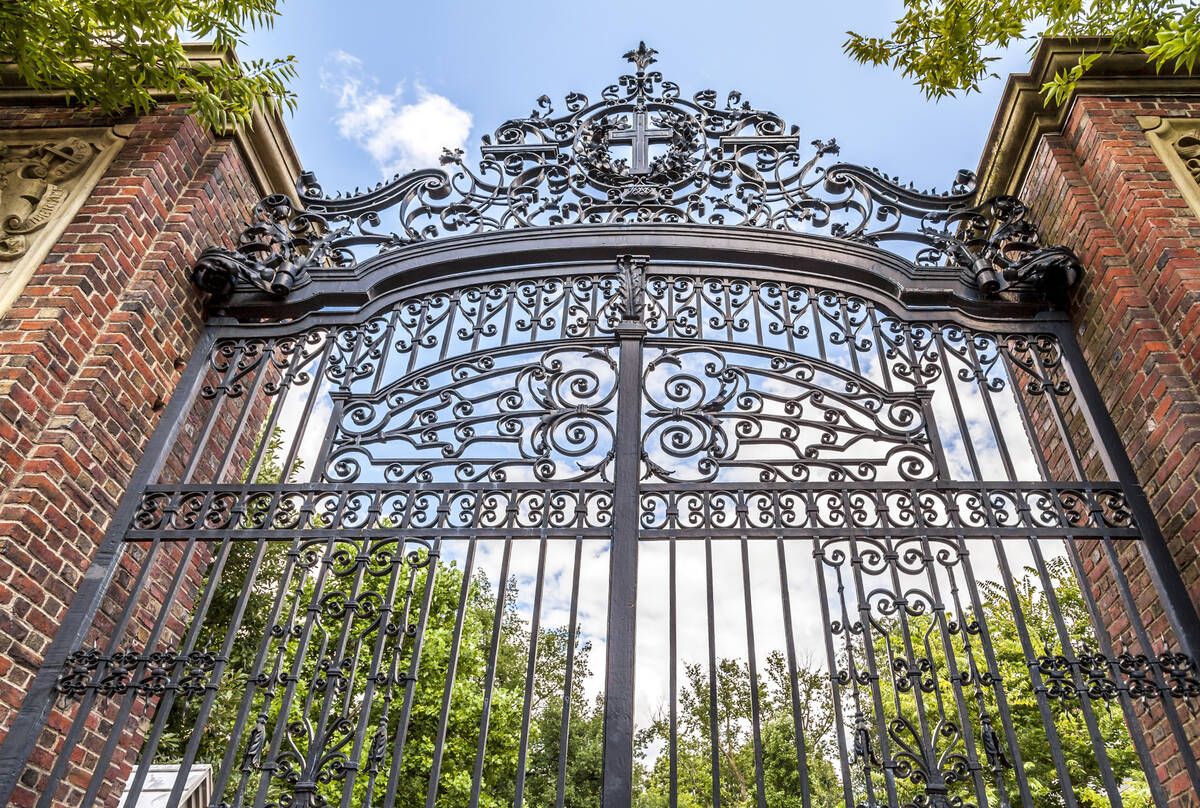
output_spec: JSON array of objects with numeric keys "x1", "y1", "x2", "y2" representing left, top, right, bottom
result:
[{"x1": 191, "y1": 44, "x2": 1082, "y2": 309}]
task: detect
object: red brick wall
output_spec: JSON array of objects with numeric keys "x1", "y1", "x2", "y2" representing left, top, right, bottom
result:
[
  {"x1": 1019, "y1": 95, "x2": 1200, "y2": 807},
  {"x1": 0, "y1": 103, "x2": 268, "y2": 805}
]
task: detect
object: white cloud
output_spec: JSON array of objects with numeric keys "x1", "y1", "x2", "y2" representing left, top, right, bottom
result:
[{"x1": 322, "y1": 50, "x2": 473, "y2": 177}]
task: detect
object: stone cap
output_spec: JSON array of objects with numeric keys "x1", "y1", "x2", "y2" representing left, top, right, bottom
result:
[
  {"x1": 975, "y1": 36, "x2": 1200, "y2": 202},
  {"x1": 0, "y1": 42, "x2": 301, "y2": 202}
]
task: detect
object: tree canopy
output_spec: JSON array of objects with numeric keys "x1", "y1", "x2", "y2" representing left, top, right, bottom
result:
[
  {"x1": 0, "y1": 0, "x2": 296, "y2": 131},
  {"x1": 843, "y1": 1, "x2": 1200, "y2": 105}
]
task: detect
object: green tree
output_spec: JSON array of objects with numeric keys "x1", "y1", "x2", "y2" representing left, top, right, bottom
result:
[
  {"x1": 843, "y1": 1, "x2": 1200, "y2": 105},
  {"x1": 522, "y1": 627, "x2": 604, "y2": 808},
  {"x1": 154, "y1": 420, "x2": 604, "y2": 808},
  {"x1": 861, "y1": 557, "x2": 1150, "y2": 808},
  {"x1": 634, "y1": 653, "x2": 842, "y2": 808},
  {"x1": 0, "y1": 1, "x2": 296, "y2": 131}
]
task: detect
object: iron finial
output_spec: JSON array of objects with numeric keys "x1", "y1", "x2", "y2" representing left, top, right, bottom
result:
[{"x1": 623, "y1": 41, "x2": 657, "y2": 75}]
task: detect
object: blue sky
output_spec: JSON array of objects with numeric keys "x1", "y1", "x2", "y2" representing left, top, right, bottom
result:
[{"x1": 239, "y1": 0, "x2": 1036, "y2": 197}]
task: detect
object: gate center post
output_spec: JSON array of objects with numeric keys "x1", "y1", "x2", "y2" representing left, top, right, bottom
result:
[{"x1": 602, "y1": 255, "x2": 648, "y2": 808}]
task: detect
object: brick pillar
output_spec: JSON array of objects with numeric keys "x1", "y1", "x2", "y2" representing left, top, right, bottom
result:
[
  {"x1": 977, "y1": 38, "x2": 1200, "y2": 806},
  {"x1": 0, "y1": 47, "x2": 300, "y2": 806}
]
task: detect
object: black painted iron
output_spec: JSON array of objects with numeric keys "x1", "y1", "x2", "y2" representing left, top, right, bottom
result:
[{"x1": 0, "y1": 45, "x2": 1197, "y2": 808}]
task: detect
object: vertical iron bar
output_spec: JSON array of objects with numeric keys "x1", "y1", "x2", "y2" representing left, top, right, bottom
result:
[
  {"x1": 425, "y1": 539, "x2": 479, "y2": 808},
  {"x1": 1022, "y1": 339, "x2": 1087, "y2": 479},
  {"x1": 514, "y1": 538, "x2": 549, "y2": 808},
  {"x1": 998, "y1": 336, "x2": 1054, "y2": 482},
  {"x1": 469, "y1": 539, "x2": 513, "y2": 808},
  {"x1": 556, "y1": 538, "x2": 584, "y2": 808},
  {"x1": 704, "y1": 538, "x2": 722, "y2": 808},
  {"x1": 776, "y1": 539, "x2": 812, "y2": 808},
  {"x1": 363, "y1": 554, "x2": 421, "y2": 808},
  {"x1": 241, "y1": 336, "x2": 304, "y2": 485},
  {"x1": 962, "y1": 334, "x2": 1018, "y2": 480},
  {"x1": 842, "y1": 534, "x2": 894, "y2": 808},
  {"x1": 868, "y1": 308, "x2": 892, "y2": 392},
  {"x1": 370, "y1": 307, "x2": 402, "y2": 395},
  {"x1": 812, "y1": 540, "x2": 856, "y2": 808},
  {"x1": 739, "y1": 540, "x2": 768, "y2": 808},
  {"x1": 934, "y1": 327, "x2": 983, "y2": 481},
  {"x1": 835, "y1": 296, "x2": 862, "y2": 376},
  {"x1": 990, "y1": 536, "x2": 1081, "y2": 808},
  {"x1": 280, "y1": 331, "x2": 334, "y2": 480},
  {"x1": 601, "y1": 281, "x2": 645, "y2": 808},
  {"x1": 668, "y1": 539, "x2": 678, "y2": 808},
  {"x1": 381, "y1": 539, "x2": 443, "y2": 808}
]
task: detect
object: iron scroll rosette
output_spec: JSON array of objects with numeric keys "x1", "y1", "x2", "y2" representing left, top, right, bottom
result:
[{"x1": 191, "y1": 44, "x2": 1082, "y2": 306}]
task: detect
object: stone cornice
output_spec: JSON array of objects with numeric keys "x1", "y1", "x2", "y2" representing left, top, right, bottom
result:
[
  {"x1": 0, "y1": 42, "x2": 301, "y2": 202},
  {"x1": 976, "y1": 36, "x2": 1200, "y2": 202}
]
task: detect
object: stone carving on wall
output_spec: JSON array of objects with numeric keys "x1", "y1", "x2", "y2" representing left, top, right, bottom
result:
[
  {"x1": 0, "y1": 137, "x2": 97, "y2": 260},
  {"x1": 1172, "y1": 131, "x2": 1200, "y2": 182},
  {"x1": 1138, "y1": 115, "x2": 1200, "y2": 221},
  {"x1": 0, "y1": 126, "x2": 130, "y2": 319}
]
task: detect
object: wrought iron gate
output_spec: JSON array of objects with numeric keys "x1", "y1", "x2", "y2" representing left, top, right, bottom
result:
[{"x1": 2, "y1": 43, "x2": 1199, "y2": 808}]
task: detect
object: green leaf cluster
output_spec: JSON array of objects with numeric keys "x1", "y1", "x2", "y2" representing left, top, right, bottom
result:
[
  {"x1": 634, "y1": 653, "x2": 842, "y2": 808},
  {"x1": 842, "y1": 1, "x2": 1200, "y2": 104},
  {"x1": 0, "y1": 1, "x2": 296, "y2": 131},
  {"x1": 864, "y1": 557, "x2": 1151, "y2": 808}
]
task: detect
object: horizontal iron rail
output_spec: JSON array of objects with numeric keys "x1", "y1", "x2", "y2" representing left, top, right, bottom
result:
[
  {"x1": 118, "y1": 527, "x2": 1142, "y2": 541},
  {"x1": 136, "y1": 480, "x2": 1133, "y2": 492},
  {"x1": 124, "y1": 481, "x2": 1139, "y2": 540}
]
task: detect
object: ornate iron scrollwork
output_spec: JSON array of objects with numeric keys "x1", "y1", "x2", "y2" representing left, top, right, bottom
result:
[
  {"x1": 1035, "y1": 645, "x2": 1200, "y2": 705},
  {"x1": 55, "y1": 647, "x2": 224, "y2": 699},
  {"x1": 191, "y1": 194, "x2": 350, "y2": 299},
  {"x1": 193, "y1": 44, "x2": 1081, "y2": 304}
]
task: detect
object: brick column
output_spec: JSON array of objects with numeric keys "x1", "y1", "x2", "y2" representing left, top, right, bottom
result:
[
  {"x1": 0, "y1": 47, "x2": 300, "y2": 806},
  {"x1": 978, "y1": 38, "x2": 1200, "y2": 806}
]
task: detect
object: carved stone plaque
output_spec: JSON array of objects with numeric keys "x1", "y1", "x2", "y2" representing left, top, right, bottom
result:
[
  {"x1": 0, "y1": 126, "x2": 130, "y2": 318},
  {"x1": 1138, "y1": 115, "x2": 1200, "y2": 223}
]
